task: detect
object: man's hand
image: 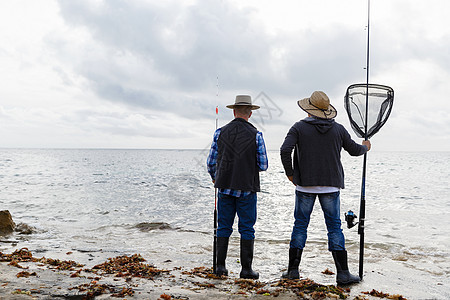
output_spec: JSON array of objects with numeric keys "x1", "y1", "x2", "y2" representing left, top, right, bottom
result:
[
  {"x1": 212, "y1": 180, "x2": 215, "y2": 184},
  {"x1": 362, "y1": 140, "x2": 371, "y2": 151},
  {"x1": 287, "y1": 175, "x2": 294, "y2": 185}
]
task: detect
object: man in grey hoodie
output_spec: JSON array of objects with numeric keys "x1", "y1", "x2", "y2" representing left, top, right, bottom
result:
[{"x1": 280, "y1": 91, "x2": 370, "y2": 285}]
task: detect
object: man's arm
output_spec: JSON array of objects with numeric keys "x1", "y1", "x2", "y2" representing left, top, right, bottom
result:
[
  {"x1": 340, "y1": 125, "x2": 370, "y2": 156},
  {"x1": 280, "y1": 125, "x2": 298, "y2": 180},
  {"x1": 256, "y1": 132, "x2": 268, "y2": 171},
  {"x1": 206, "y1": 129, "x2": 221, "y2": 182}
]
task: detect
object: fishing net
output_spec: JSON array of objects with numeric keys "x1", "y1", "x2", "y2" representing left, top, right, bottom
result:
[{"x1": 344, "y1": 83, "x2": 394, "y2": 139}]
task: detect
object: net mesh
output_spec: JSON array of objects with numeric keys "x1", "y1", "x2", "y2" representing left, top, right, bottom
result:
[{"x1": 344, "y1": 83, "x2": 394, "y2": 139}]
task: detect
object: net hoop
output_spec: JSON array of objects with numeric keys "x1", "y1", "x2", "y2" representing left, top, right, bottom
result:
[{"x1": 344, "y1": 83, "x2": 394, "y2": 139}]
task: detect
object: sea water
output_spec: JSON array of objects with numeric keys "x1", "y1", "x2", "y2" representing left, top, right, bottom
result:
[{"x1": 0, "y1": 149, "x2": 449, "y2": 299}]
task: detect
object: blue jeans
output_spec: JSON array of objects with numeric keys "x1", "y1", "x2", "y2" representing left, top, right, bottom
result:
[
  {"x1": 290, "y1": 190, "x2": 345, "y2": 251},
  {"x1": 217, "y1": 192, "x2": 257, "y2": 240}
]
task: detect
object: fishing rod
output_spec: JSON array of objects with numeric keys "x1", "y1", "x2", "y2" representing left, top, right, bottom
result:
[
  {"x1": 213, "y1": 77, "x2": 219, "y2": 274},
  {"x1": 344, "y1": 3, "x2": 394, "y2": 281},
  {"x1": 358, "y1": 0, "x2": 371, "y2": 280}
]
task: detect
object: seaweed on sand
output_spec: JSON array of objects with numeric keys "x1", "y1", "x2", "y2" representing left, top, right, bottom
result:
[
  {"x1": 1, "y1": 248, "x2": 84, "y2": 271},
  {"x1": 69, "y1": 280, "x2": 115, "y2": 299},
  {"x1": 234, "y1": 278, "x2": 266, "y2": 291},
  {"x1": 90, "y1": 253, "x2": 169, "y2": 279},
  {"x1": 69, "y1": 280, "x2": 134, "y2": 299},
  {"x1": 362, "y1": 289, "x2": 408, "y2": 300},
  {"x1": 39, "y1": 257, "x2": 84, "y2": 271},
  {"x1": 16, "y1": 271, "x2": 37, "y2": 278},
  {"x1": 273, "y1": 278, "x2": 349, "y2": 299},
  {"x1": 2, "y1": 249, "x2": 165, "y2": 298},
  {"x1": 0, "y1": 248, "x2": 35, "y2": 262},
  {"x1": 181, "y1": 266, "x2": 224, "y2": 279}
]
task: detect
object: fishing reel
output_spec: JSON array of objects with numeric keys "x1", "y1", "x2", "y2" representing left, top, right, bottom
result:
[{"x1": 345, "y1": 210, "x2": 358, "y2": 229}]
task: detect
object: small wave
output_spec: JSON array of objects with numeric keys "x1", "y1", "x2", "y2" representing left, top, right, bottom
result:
[
  {"x1": 0, "y1": 239, "x2": 19, "y2": 244},
  {"x1": 15, "y1": 223, "x2": 37, "y2": 235}
]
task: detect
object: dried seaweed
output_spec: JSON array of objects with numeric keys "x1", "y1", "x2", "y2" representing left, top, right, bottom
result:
[
  {"x1": 16, "y1": 271, "x2": 37, "y2": 278},
  {"x1": 39, "y1": 257, "x2": 84, "y2": 271},
  {"x1": 8, "y1": 260, "x2": 27, "y2": 269},
  {"x1": 0, "y1": 248, "x2": 34, "y2": 262},
  {"x1": 70, "y1": 280, "x2": 134, "y2": 298},
  {"x1": 111, "y1": 287, "x2": 134, "y2": 297},
  {"x1": 91, "y1": 253, "x2": 169, "y2": 279},
  {"x1": 2, "y1": 249, "x2": 167, "y2": 298},
  {"x1": 362, "y1": 289, "x2": 408, "y2": 300},
  {"x1": 181, "y1": 266, "x2": 223, "y2": 279},
  {"x1": 11, "y1": 289, "x2": 31, "y2": 295},
  {"x1": 273, "y1": 278, "x2": 348, "y2": 299},
  {"x1": 1, "y1": 248, "x2": 84, "y2": 271},
  {"x1": 193, "y1": 281, "x2": 216, "y2": 288},
  {"x1": 234, "y1": 278, "x2": 266, "y2": 291},
  {"x1": 69, "y1": 280, "x2": 116, "y2": 299},
  {"x1": 322, "y1": 268, "x2": 335, "y2": 275}
]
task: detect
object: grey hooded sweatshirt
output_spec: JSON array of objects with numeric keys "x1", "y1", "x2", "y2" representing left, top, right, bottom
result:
[{"x1": 280, "y1": 117, "x2": 367, "y2": 189}]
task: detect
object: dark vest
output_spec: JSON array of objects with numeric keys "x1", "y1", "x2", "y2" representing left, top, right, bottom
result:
[{"x1": 214, "y1": 118, "x2": 260, "y2": 192}]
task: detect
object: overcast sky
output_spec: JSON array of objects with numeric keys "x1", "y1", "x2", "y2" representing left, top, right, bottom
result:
[{"x1": 1, "y1": 0, "x2": 449, "y2": 151}]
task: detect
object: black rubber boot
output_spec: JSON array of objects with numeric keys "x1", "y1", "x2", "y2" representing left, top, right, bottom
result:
[
  {"x1": 332, "y1": 250, "x2": 361, "y2": 285},
  {"x1": 239, "y1": 239, "x2": 259, "y2": 279},
  {"x1": 282, "y1": 248, "x2": 303, "y2": 279},
  {"x1": 216, "y1": 237, "x2": 229, "y2": 276}
]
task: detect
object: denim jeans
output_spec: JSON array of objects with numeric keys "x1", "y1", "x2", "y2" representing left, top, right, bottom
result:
[
  {"x1": 217, "y1": 192, "x2": 257, "y2": 240},
  {"x1": 290, "y1": 190, "x2": 345, "y2": 251}
]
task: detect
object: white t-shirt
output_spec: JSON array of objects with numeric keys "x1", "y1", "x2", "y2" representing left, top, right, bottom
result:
[{"x1": 296, "y1": 185, "x2": 340, "y2": 194}]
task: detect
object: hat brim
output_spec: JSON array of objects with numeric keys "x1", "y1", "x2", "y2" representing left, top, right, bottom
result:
[
  {"x1": 297, "y1": 98, "x2": 337, "y2": 119},
  {"x1": 226, "y1": 104, "x2": 260, "y2": 110}
]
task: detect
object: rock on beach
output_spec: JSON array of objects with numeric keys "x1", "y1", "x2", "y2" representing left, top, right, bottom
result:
[{"x1": 0, "y1": 210, "x2": 15, "y2": 235}]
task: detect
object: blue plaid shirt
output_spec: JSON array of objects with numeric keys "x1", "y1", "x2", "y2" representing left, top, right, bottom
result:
[{"x1": 207, "y1": 127, "x2": 268, "y2": 197}]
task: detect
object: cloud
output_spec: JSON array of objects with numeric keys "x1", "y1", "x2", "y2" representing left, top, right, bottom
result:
[
  {"x1": 53, "y1": 3, "x2": 299, "y2": 85},
  {"x1": 51, "y1": 0, "x2": 374, "y2": 122},
  {"x1": 1, "y1": 0, "x2": 450, "y2": 150},
  {"x1": 55, "y1": 1, "x2": 267, "y2": 92}
]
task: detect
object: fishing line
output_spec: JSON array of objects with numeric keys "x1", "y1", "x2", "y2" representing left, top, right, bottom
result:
[{"x1": 213, "y1": 75, "x2": 219, "y2": 274}]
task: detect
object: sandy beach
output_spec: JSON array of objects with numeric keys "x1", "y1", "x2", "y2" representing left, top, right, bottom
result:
[{"x1": 0, "y1": 248, "x2": 411, "y2": 300}]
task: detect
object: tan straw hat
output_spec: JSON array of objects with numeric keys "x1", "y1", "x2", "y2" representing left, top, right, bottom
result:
[
  {"x1": 226, "y1": 95, "x2": 260, "y2": 110},
  {"x1": 297, "y1": 91, "x2": 337, "y2": 119}
]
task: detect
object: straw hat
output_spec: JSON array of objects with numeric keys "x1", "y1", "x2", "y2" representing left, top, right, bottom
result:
[
  {"x1": 297, "y1": 91, "x2": 337, "y2": 119},
  {"x1": 226, "y1": 95, "x2": 260, "y2": 110}
]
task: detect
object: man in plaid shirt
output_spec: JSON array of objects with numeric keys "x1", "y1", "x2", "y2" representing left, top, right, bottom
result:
[{"x1": 207, "y1": 95, "x2": 268, "y2": 279}]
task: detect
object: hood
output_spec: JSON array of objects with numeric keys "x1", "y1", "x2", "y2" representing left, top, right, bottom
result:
[{"x1": 302, "y1": 116, "x2": 335, "y2": 134}]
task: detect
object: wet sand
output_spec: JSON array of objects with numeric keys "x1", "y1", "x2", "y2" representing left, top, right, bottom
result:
[
  {"x1": 0, "y1": 260, "x2": 307, "y2": 299},
  {"x1": 0, "y1": 248, "x2": 411, "y2": 300}
]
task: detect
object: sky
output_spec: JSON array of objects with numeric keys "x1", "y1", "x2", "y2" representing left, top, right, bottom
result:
[{"x1": 1, "y1": 0, "x2": 449, "y2": 151}]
